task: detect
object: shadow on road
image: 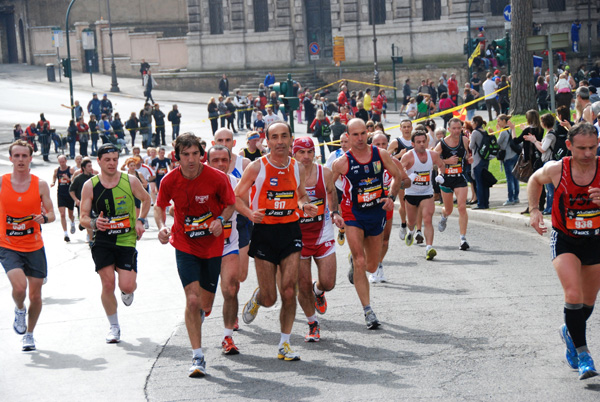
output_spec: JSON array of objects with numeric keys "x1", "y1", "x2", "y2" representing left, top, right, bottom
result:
[{"x1": 26, "y1": 350, "x2": 107, "y2": 371}]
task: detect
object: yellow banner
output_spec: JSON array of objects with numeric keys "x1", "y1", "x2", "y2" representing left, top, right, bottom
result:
[{"x1": 468, "y1": 44, "x2": 481, "y2": 67}]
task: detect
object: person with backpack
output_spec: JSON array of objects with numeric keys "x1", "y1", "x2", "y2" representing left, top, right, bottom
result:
[
  {"x1": 310, "y1": 109, "x2": 331, "y2": 164},
  {"x1": 469, "y1": 116, "x2": 496, "y2": 209},
  {"x1": 496, "y1": 115, "x2": 521, "y2": 206}
]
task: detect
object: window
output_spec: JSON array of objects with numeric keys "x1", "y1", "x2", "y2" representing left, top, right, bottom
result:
[
  {"x1": 491, "y1": 0, "x2": 510, "y2": 16},
  {"x1": 423, "y1": 0, "x2": 441, "y2": 21},
  {"x1": 548, "y1": 0, "x2": 566, "y2": 12},
  {"x1": 209, "y1": 0, "x2": 224, "y2": 35},
  {"x1": 368, "y1": 0, "x2": 386, "y2": 25},
  {"x1": 254, "y1": 0, "x2": 269, "y2": 33}
]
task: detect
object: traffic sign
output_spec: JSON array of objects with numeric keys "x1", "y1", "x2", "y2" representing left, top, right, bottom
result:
[
  {"x1": 456, "y1": 26, "x2": 469, "y2": 32},
  {"x1": 310, "y1": 55, "x2": 320, "y2": 61},
  {"x1": 333, "y1": 36, "x2": 345, "y2": 62},
  {"x1": 503, "y1": 5, "x2": 511, "y2": 22},
  {"x1": 308, "y1": 42, "x2": 320, "y2": 55}
]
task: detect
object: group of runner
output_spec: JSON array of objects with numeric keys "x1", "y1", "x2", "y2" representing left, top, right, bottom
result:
[{"x1": 2, "y1": 118, "x2": 598, "y2": 381}]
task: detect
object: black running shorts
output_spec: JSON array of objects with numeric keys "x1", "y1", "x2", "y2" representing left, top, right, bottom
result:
[
  {"x1": 175, "y1": 249, "x2": 221, "y2": 292},
  {"x1": 404, "y1": 194, "x2": 433, "y2": 207},
  {"x1": 58, "y1": 193, "x2": 75, "y2": 209},
  {"x1": 249, "y1": 221, "x2": 302, "y2": 265},
  {"x1": 91, "y1": 243, "x2": 138, "y2": 272},
  {"x1": 550, "y1": 229, "x2": 600, "y2": 266}
]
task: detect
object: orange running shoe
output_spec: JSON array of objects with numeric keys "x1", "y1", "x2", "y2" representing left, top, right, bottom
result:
[{"x1": 222, "y1": 336, "x2": 240, "y2": 355}]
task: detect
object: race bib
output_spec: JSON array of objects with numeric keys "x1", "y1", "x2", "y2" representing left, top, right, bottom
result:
[
  {"x1": 357, "y1": 184, "x2": 383, "y2": 208},
  {"x1": 413, "y1": 171, "x2": 431, "y2": 186},
  {"x1": 445, "y1": 164, "x2": 463, "y2": 175},
  {"x1": 157, "y1": 167, "x2": 168, "y2": 176},
  {"x1": 223, "y1": 220, "x2": 232, "y2": 245},
  {"x1": 5, "y1": 215, "x2": 35, "y2": 237},
  {"x1": 566, "y1": 208, "x2": 600, "y2": 236},
  {"x1": 184, "y1": 212, "x2": 214, "y2": 238},
  {"x1": 299, "y1": 198, "x2": 326, "y2": 224},
  {"x1": 265, "y1": 190, "x2": 296, "y2": 217},
  {"x1": 105, "y1": 214, "x2": 131, "y2": 236}
]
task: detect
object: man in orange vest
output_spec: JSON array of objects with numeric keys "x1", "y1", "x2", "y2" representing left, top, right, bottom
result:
[{"x1": 0, "y1": 140, "x2": 55, "y2": 351}]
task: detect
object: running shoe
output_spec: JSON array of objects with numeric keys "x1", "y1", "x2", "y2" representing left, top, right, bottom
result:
[
  {"x1": 313, "y1": 281, "x2": 327, "y2": 314},
  {"x1": 121, "y1": 292, "x2": 134, "y2": 307},
  {"x1": 415, "y1": 230, "x2": 424, "y2": 244},
  {"x1": 426, "y1": 247, "x2": 437, "y2": 261},
  {"x1": 278, "y1": 342, "x2": 301, "y2": 361},
  {"x1": 337, "y1": 230, "x2": 345, "y2": 246},
  {"x1": 70, "y1": 222, "x2": 76, "y2": 234},
  {"x1": 106, "y1": 326, "x2": 121, "y2": 344},
  {"x1": 13, "y1": 307, "x2": 27, "y2": 335},
  {"x1": 348, "y1": 253, "x2": 354, "y2": 285},
  {"x1": 64, "y1": 235, "x2": 70, "y2": 243},
  {"x1": 78, "y1": 224, "x2": 85, "y2": 231},
  {"x1": 578, "y1": 351, "x2": 598, "y2": 380},
  {"x1": 22, "y1": 334, "x2": 36, "y2": 351},
  {"x1": 365, "y1": 309, "x2": 380, "y2": 330},
  {"x1": 438, "y1": 214, "x2": 447, "y2": 232},
  {"x1": 305, "y1": 321, "x2": 321, "y2": 342},
  {"x1": 242, "y1": 287, "x2": 260, "y2": 324},
  {"x1": 233, "y1": 317, "x2": 239, "y2": 331},
  {"x1": 399, "y1": 225, "x2": 407, "y2": 240},
  {"x1": 144, "y1": 220, "x2": 149, "y2": 230},
  {"x1": 405, "y1": 230, "x2": 414, "y2": 246},
  {"x1": 559, "y1": 324, "x2": 579, "y2": 370},
  {"x1": 377, "y1": 264, "x2": 387, "y2": 282},
  {"x1": 460, "y1": 239, "x2": 470, "y2": 250},
  {"x1": 222, "y1": 336, "x2": 240, "y2": 355},
  {"x1": 189, "y1": 356, "x2": 207, "y2": 377}
]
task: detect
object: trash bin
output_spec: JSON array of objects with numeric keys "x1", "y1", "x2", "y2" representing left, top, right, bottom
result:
[{"x1": 46, "y1": 63, "x2": 56, "y2": 82}]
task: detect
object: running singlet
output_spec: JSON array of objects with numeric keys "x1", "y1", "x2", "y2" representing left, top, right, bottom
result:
[
  {"x1": 243, "y1": 148, "x2": 262, "y2": 162},
  {"x1": 251, "y1": 156, "x2": 300, "y2": 225},
  {"x1": 341, "y1": 145, "x2": 386, "y2": 221},
  {"x1": 231, "y1": 155, "x2": 244, "y2": 179},
  {"x1": 151, "y1": 158, "x2": 170, "y2": 179},
  {"x1": 0, "y1": 174, "x2": 44, "y2": 252},
  {"x1": 223, "y1": 174, "x2": 239, "y2": 254},
  {"x1": 393, "y1": 137, "x2": 413, "y2": 157},
  {"x1": 405, "y1": 150, "x2": 434, "y2": 196},
  {"x1": 57, "y1": 166, "x2": 72, "y2": 196},
  {"x1": 552, "y1": 157, "x2": 600, "y2": 237},
  {"x1": 440, "y1": 135, "x2": 467, "y2": 178},
  {"x1": 298, "y1": 164, "x2": 334, "y2": 245},
  {"x1": 91, "y1": 173, "x2": 137, "y2": 248}
]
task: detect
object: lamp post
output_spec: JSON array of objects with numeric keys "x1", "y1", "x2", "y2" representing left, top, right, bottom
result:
[
  {"x1": 370, "y1": 0, "x2": 379, "y2": 87},
  {"x1": 587, "y1": 0, "x2": 592, "y2": 71},
  {"x1": 106, "y1": 0, "x2": 119, "y2": 92}
]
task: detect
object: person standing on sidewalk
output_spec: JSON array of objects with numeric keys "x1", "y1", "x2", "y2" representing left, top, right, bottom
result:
[
  {"x1": 496, "y1": 115, "x2": 520, "y2": 206},
  {"x1": 0, "y1": 140, "x2": 55, "y2": 351},
  {"x1": 167, "y1": 104, "x2": 182, "y2": 140},
  {"x1": 528, "y1": 122, "x2": 600, "y2": 380},
  {"x1": 155, "y1": 134, "x2": 236, "y2": 377},
  {"x1": 482, "y1": 73, "x2": 500, "y2": 122},
  {"x1": 144, "y1": 70, "x2": 157, "y2": 105}
]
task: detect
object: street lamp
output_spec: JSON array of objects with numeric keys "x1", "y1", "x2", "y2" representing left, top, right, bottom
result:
[
  {"x1": 106, "y1": 0, "x2": 119, "y2": 92},
  {"x1": 370, "y1": 0, "x2": 379, "y2": 86},
  {"x1": 587, "y1": 0, "x2": 592, "y2": 71}
]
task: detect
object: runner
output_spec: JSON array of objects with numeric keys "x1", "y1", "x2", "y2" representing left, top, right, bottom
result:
[
  {"x1": 388, "y1": 119, "x2": 414, "y2": 240},
  {"x1": 51, "y1": 155, "x2": 76, "y2": 242},
  {"x1": 401, "y1": 129, "x2": 445, "y2": 260},
  {"x1": 206, "y1": 145, "x2": 243, "y2": 355},
  {"x1": 528, "y1": 122, "x2": 600, "y2": 380},
  {"x1": 239, "y1": 131, "x2": 264, "y2": 161},
  {"x1": 331, "y1": 119, "x2": 402, "y2": 329},
  {"x1": 237, "y1": 121, "x2": 317, "y2": 360},
  {"x1": 69, "y1": 158, "x2": 95, "y2": 244},
  {"x1": 80, "y1": 144, "x2": 151, "y2": 344},
  {"x1": 370, "y1": 132, "x2": 410, "y2": 282},
  {"x1": 150, "y1": 147, "x2": 171, "y2": 191},
  {"x1": 325, "y1": 132, "x2": 350, "y2": 245},
  {"x1": 434, "y1": 118, "x2": 473, "y2": 250},
  {"x1": 155, "y1": 134, "x2": 235, "y2": 377},
  {"x1": 293, "y1": 137, "x2": 344, "y2": 342},
  {"x1": 0, "y1": 140, "x2": 55, "y2": 351}
]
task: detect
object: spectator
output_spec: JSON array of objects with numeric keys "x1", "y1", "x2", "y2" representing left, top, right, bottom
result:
[
  {"x1": 525, "y1": 113, "x2": 556, "y2": 214},
  {"x1": 498, "y1": 75, "x2": 510, "y2": 114},
  {"x1": 337, "y1": 85, "x2": 349, "y2": 108},
  {"x1": 310, "y1": 109, "x2": 332, "y2": 162},
  {"x1": 364, "y1": 88, "x2": 373, "y2": 117},
  {"x1": 438, "y1": 93, "x2": 455, "y2": 129},
  {"x1": 73, "y1": 100, "x2": 84, "y2": 121},
  {"x1": 167, "y1": 104, "x2": 182, "y2": 140},
  {"x1": 143, "y1": 70, "x2": 157, "y2": 104},
  {"x1": 217, "y1": 96, "x2": 228, "y2": 128},
  {"x1": 67, "y1": 119, "x2": 78, "y2": 159},
  {"x1": 437, "y1": 79, "x2": 448, "y2": 101},
  {"x1": 112, "y1": 113, "x2": 129, "y2": 154},
  {"x1": 554, "y1": 73, "x2": 573, "y2": 110},
  {"x1": 470, "y1": 72, "x2": 481, "y2": 93},
  {"x1": 100, "y1": 94, "x2": 113, "y2": 120},
  {"x1": 303, "y1": 91, "x2": 316, "y2": 132},
  {"x1": 89, "y1": 114, "x2": 99, "y2": 155},
  {"x1": 225, "y1": 97, "x2": 237, "y2": 133},
  {"x1": 234, "y1": 90, "x2": 247, "y2": 131},
  {"x1": 263, "y1": 107, "x2": 280, "y2": 127},
  {"x1": 125, "y1": 112, "x2": 139, "y2": 147},
  {"x1": 417, "y1": 79, "x2": 430, "y2": 95},
  {"x1": 496, "y1": 115, "x2": 519, "y2": 206},
  {"x1": 400, "y1": 79, "x2": 411, "y2": 114},
  {"x1": 589, "y1": 86, "x2": 600, "y2": 104},
  {"x1": 482, "y1": 72, "x2": 500, "y2": 121},
  {"x1": 153, "y1": 103, "x2": 166, "y2": 146},
  {"x1": 253, "y1": 110, "x2": 266, "y2": 138},
  {"x1": 13, "y1": 124, "x2": 23, "y2": 141},
  {"x1": 536, "y1": 76, "x2": 549, "y2": 111},
  {"x1": 330, "y1": 114, "x2": 347, "y2": 142},
  {"x1": 77, "y1": 117, "x2": 89, "y2": 157},
  {"x1": 406, "y1": 97, "x2": 418, "y2": 119},
  {"x1": 468, "y1": 116, "x2": 489, "y2": 209},
  {"x1": 87, "y1": 93, "x2": 101, "y2": 118},
  {"x1": 371, "y1": 92, "x2": 383, "y2": 122},
  {"x1": 219, "y1": 74, "x2": 229, "y2": 97},
  {"x1": 138, "y1": 106, "x2": 152, "y2": 149},
  {"x1": 428, "y1": 79, "x2": 438, "y2": 105},
  {"x1": 589, "y1": 71, "x2": 600, "y2": 87},
  {"x1": 571, "y1": 20, "x2": 581, "y2": 53},
  {"x1": 264, "y1": 71, "x2": 275, "y2": 88},
  {"x1": 245, "y1": 94, "x2": 254, "y2": 129},
  {"x1": 355, "y1": 101, "x2": 369, "y2": 122},
  {"x1": 39, "y1": 121, "x2": 51, "y2": 161},
  {"x1": 464, "y1": 86, "x2": 479, "y2": 121},
  {"x1": 513, "y1": 110, "x2": 544, "y2": 214},
  {"x1": 447, "y1": 73, "x2": 459, "y2": 104},
  {"x1": 439, "y1": 72, "x2": 448, "y2": 86},
  {"x1": 25, "y1": 123, "x2": 38, "y2": 152},
  {"x1": 207, "y1": 97, "x2": 219, "y2": 135},
  {"x1": 140, "y1": 59, "x2": 150, "y2": 84}
]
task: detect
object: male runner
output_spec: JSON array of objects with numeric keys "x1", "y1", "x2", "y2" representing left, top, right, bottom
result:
[
  {"x1": 528, "y1": 122, "x2": 600, "y2": 380},
  {"x1": 401, "y1": 129, "x2": 445, "y2": 260},
  {"x1": 239, "y1": 131, "x2": 264, "y2": 161},
  {"x1": 331, "y1": 119, "x2": 402, "y2": 329},
  {"x1": 155, "y1": 134, "x2": 235, "y2": 377},
  {"x1": 293, "y1": 137, "x2": 344, "y2": 342},
  {"x1": 206, "y1": 145, "x2": 243, "y2": 354},
  {"x1": 388, "y1": 119, "x2": 414, "y2": 240},
  {"x1": 212, "y1": 128, "x2": 253, "y2": 305},
  {"x1": 80, "y1": 144, "x2": 151, "y2": 344},
  {"x1": 237, "y1": 121, "x2": 317, "y2": 360},
  {"x1": 69, "y1": 158, "x2": 95, "y2": 244},
  {"x1": 325, "y1": 133, "x2": 350, "y2": 245},
  {"x1": 51, "y1": 155, "x2": 76, "y2": 242},
  {"x1": 370, "y1": 132, "x2": 410, "y2": 282},
  {"x1": 150, "y1": 147, "x2": 171, "y2": 191},
  {"x1": 434, "y1": 118, "x2": 473, "y2": 250},
  {"x1": 1, "y1": 140, "x2": 55, "y2": 351}
]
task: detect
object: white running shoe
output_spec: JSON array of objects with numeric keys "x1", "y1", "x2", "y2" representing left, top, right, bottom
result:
[
  {"x1": 106, "y1": 326, "x2": 121, "y2": 343},
  {"x1": 377, "y1": 264, "x2": 387, "y2": 282},
  {"x1": 70, "y1": 222, "x2": 76, "y2": 234},
  {"x1": 22, "y1": 334, "x2": 36, "y2": 351},
  {"x1": 189, "y1": 356, "x2": 207, "y2": 377},
  {"x1": 121, "y1": 292, "x2": 134, "y2": 307},
  {"x1": 13, "y1": 307, "x2": 27, "y2": 335},
  {"x1": 438, "y1": 214, "x2": 447, "y2": 232},
  {"x1": 399, "y1": 226, "x2": 407, "y2": 240}
]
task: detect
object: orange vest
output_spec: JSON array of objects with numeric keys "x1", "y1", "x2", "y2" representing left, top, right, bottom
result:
[
  {"x1": 0, "y1": 174, "x2": 44, "y2": 252},
  {"x1": 251, "y1": 156, "x2": 300, "y2": 224}
]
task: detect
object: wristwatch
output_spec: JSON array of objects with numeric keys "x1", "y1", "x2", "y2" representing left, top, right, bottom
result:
[
  {"x1": 217, "y1": 216, "x2": 225, "y2": 226},
  {"x1": 330, "y1": 210, "x2": 340, "y2": 219},
  {"x1": 137, "y1": 217, "x2": 147, "y2": 225},
  {"x1": 389, "y1": 194, "x2": 397, "y2": 202}
]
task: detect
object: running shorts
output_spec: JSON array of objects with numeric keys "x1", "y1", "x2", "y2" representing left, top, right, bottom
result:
[
  {"x1": 301, "y1": 239, "x2": 335, "y2": 260},
  {"x1": 404, "y1": 194, "x2": 433, "y2": 207},
  {"x1": 58, "y1": 193, "x2": 75, "y2": 209},
  {"x1": 439, "y1": 176, "x2": 468, "y2": 193},
  {"x1": 0, "y1": 246, "x2": 47, "y2": 279},
  {"x1": 550, "y1": 229, "x2": 600, "y2": 266},
  {"x1": 236, "y1": 215, "x2": 253, "y2": 249},
  {"x1": 91, "y1": 243, "x2": 138, "y2": 272},
  {"x1": 249, "y1": 221, "x2": 302, "y2": 265},
  {"x1": 345, "y1": 214, "x2": 387, "y2": 237},
  {"x1": 175, "y1": 249, "x2": 221, "y2": 292}
]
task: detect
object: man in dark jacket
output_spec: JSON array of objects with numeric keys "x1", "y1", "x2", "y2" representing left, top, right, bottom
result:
[
  {"x1": 140, "y1": 59, "x2": 150, "y2": 85},
  {"x1": 87, "y1": 93, "x2": 101, "y2": 119},
  {"x1": 167, "y1": 104, "x2": 182, "y2": 140},
  {"x1": 219, "y1": 74, "x2": 229, "y2": 97},
  {"x1": 100, "y1": 94, "x2": 113, "y2": 120},
  {"x1": 153, "y1": 103, "x2": 166, "y2": 146}
]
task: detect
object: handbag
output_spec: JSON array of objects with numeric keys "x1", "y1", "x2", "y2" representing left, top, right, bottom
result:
[
  {"x1": 509, "y1": 137, "x2": 522, "y2": 154},
  {"x1": 481, "y1": 168, "x2": 498, "y2": 187},
  {"x1": 512, "y1": 153, "x2": 534, "y2": 183}
]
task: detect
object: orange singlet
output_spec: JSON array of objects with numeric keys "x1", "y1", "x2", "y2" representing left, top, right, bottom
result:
[
  {"x1": 0, "y1": 174, "x2": 44, "y2": 252},
  {"x1": 250, "y1": 156, "x2": 300, "y2": 225}
]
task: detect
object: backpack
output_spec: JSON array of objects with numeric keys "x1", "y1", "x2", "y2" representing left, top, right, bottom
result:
[
  {"x1": 551, "y1": 130, "x2": 569, "y2": 160},
  {"x1": 477, "y1": 131, "x2": 500, "y2": 160}
]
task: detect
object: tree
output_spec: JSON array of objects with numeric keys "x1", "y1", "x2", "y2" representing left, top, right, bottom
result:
[{"x1": 510, "y1": 0, "x2": 536, "y2": 114}]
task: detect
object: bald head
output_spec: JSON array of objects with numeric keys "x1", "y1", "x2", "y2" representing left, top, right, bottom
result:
[
  {"x1": 213, "y1": 128, "x2": 235, "y2": 151},
  {"x1": 372, "y1": 132, "x2": 389, "y2": 149},
  {"x1": 347, "y1": 118, "x2": 367, "y2": 135}
]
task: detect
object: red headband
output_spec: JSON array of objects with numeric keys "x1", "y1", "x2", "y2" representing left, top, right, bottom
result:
[{"x1": 293, "y1": 137, "x2": 315, "y2": 155}]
